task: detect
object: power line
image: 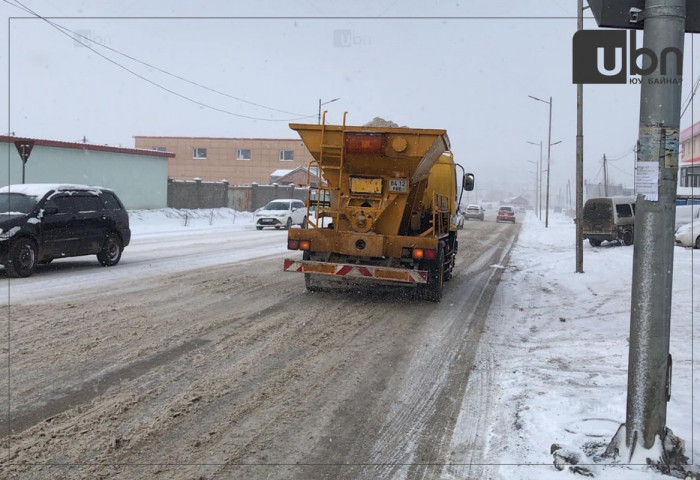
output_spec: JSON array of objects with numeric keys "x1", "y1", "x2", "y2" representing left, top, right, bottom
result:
[
  {"x1": 608, "y1": 160, "x2": 633, "y2": 177},
  {"x1": 5, "y1": 0, "x2": 317, "y2": 122},
  {"x1": 591, "y1": 161, "x2": 604, "y2": 183},
  {"x1": 606, "y1": 146, "x2": 635, "y2": 161}
]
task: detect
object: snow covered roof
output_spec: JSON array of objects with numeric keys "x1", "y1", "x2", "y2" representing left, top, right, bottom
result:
[
  {"x1": 0, "y1": 135, "x2": 174, "y2": 158},
  {"x1": 270, "y1": 169, "x2": 294, "y2": 177},
  {"x1": 0, "y1": 184, "x2": 100, "y2": 197}
]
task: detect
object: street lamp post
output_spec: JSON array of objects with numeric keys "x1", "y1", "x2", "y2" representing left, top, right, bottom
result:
[
  {"x1": 526, "y1": 140, "x2": 543, "y2": 220},
  {"x1": 529, "y1": 95, "x2": 554, "y2": 227},
  {"x1": 318, "y1": 97, "x2": 341, "y2": 124}
]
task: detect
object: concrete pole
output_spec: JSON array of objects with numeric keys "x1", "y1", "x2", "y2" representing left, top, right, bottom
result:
[
  {"x1": 603, "y1": 154, "x2": 609, "y2": 196},
  {"x1": 576, "y1": 0, "x2": 585, "y2": 273},
  {"x1": 545, "y1": 97, "x2": 553, "y2": 228},
  {"x1": 626, "y1": 0, "x2": 685, "y2": 451}
]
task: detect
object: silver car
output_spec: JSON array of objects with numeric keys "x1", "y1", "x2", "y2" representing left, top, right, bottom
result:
[{"x1": 464, "y1": 204, "x2": 485, "y2": 221}]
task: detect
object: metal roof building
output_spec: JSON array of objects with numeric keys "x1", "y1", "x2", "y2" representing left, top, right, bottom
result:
[{"x1": 1, "y1": 136, "x2": 173, "y2": 209}]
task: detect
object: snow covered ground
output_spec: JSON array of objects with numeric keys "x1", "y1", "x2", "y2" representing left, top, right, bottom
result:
[
  {"x1": 13, "y1": 206, "x2": 696, "y2": 476},
  {"x1": 479, "y1": 211, "x2": 699, "y2": 479},
  {"x1": 132, "y1": 208, "x2": 698, "y2": 477}
]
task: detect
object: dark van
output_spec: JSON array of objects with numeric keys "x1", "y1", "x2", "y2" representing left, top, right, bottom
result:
[
  {"x1": 582, "y1": 196, "x2": 636, "y2": 247},
  {"x1": 0, "y1": 184, "x2": 131, "y2": 277}
]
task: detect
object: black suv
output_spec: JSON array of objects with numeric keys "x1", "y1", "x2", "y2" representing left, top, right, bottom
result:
[{"x1": 0, "y1": 184, "x2": 131, "y2": 277}]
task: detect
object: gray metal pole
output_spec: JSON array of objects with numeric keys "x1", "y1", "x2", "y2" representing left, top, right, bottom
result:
[
  {"x1": 626, "y1": 0, "x2": 685, "y2": 451},
  {"x1": 576, "y1": 0, "x2": 584, "y2": 273},
  {"x1": 539, "y1": 141, "x2": 543, "y2": 220},
  {"x1": 545, "y1": 97, "x2": 553, "y2": 228}
]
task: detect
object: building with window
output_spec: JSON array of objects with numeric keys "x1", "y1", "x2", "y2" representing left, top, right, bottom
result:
[
  {"x1": 133, "y1": 136, "x2": 315, "y2": 185},
  {"x1": 679, "y1": 120, "x2": 700, "y2": 204}
]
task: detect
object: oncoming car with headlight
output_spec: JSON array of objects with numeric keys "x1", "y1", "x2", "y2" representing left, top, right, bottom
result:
[
  {"x1": 0, "y1": 184, "x2": 131, "y2": 277},
  {"x1": 254, "y1": 199, "x2": 308, "y2": 230}
]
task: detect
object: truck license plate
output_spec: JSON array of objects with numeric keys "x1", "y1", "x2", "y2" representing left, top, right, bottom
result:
[{"x1": 389, "y1": 179, "x2": 408, "y2": 193}]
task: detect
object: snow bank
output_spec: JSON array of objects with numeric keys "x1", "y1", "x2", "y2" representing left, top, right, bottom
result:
[{"x1": 480, "y1": 211, "x2": 698, "y2": 479}]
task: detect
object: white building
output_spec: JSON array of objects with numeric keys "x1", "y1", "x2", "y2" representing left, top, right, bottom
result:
[{"x1": 678, "y1": 120, "x2": 700, "y2": 205}]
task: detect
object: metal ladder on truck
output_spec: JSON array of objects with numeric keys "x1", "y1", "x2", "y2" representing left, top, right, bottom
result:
[{"x1": 306, "y1": 111, "x2": 347, "y2": 229}]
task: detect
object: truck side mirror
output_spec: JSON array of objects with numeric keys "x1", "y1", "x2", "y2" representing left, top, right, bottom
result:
[{"x1": 463, "y1": 173, "x2": 475, "y2": 191}]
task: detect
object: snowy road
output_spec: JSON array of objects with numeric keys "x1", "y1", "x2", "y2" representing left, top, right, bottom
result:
[
  {"x1": 4, "y1": 224, "x2": 290, "y2": 304},
  {"x1": 1, "y1": 213, "x2": 520, "y2": 479}
]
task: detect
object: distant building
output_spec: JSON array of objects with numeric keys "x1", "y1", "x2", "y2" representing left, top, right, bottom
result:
[
  {"x1": 270, "y1": 166, "x2": 323, "y2": 187},
  {"x1": 679, "y1": 120, "x2": 700, "y2": 204},
  {"x1": 1, "y1": 135, "x2": 172, "y2": 209},
  {"x1": 134, "y1": 136, "x2": 315, "y2": 185},
  {"x1": 506, "y1": 196, "x2": 529, "y2": 210}
]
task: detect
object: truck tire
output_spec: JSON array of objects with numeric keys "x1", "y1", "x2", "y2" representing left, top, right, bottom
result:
[
  {"x1": 621, "y1": 229, "x2": 634, "y2": 246},
  {"x1": 589, "y1": 238, "x2": 602, "y2": 247},
  {"x1": 303, "y1": 251, "x2": 321, "y2": 292},
  {"x1": 423, "y1": 247, "x2": 445, "y2": 302}
]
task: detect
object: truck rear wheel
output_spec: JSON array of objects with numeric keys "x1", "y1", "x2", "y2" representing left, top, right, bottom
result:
[
  {"x1": 422, "y1": 248, "x2": 445, "y2": 302},
  {"x1": 589, "y1": 238, "x2": 602, "y2": 247},
  {"x1": 303, "y1": 251, "x2": 321, "y2": 292}
]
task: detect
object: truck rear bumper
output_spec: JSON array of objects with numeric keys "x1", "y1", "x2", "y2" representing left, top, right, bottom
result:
[
  {"x1": 287, "y1": 228, "x2": 439, "y2": 258},
  {"x1": 283, "y1": 258, "x2": 428, "y2": 284}
]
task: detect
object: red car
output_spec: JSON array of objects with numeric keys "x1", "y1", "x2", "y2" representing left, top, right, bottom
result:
[{"x1": 497, "y1": 206, "x2": 516, "y2": 223}]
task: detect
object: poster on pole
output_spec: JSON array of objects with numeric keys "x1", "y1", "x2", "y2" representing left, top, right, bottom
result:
[{"x1": 635, "y1": 161, "x2": 658, "y2": 201}]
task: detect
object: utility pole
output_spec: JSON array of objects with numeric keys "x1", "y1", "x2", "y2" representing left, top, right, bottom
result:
[
  {"x1": 576, "y1": 0, "x2": 586, "y2": 273},
  {"x1": 586, "y1": 0, "x2": 700, "y2": 465},
  {"x1": 528, "y1": 95, "x2": 555, "y2": 227},
  {"x1": 545, "y1": 97, "x2": 553, "y2": 228},
  {"x1": 318, "y1": 97, "x2": 340, "y2": 124},
  {"x1": 624, "y1": 0, "x2": 684, "y2": 453},
  {"x1": 600, "y1": 0, "x2": 687, "y2": 459},
  {"x1": 603, "y1": 154, "x2": 609, "y2": 196}
]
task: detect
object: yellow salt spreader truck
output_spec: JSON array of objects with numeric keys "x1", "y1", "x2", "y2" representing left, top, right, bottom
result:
[{"x1": 283, "y1": 115, "x2": 474, "y2": 301}]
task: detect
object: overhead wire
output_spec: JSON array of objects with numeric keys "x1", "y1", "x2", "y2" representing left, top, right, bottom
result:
[{"x1": 4, "y1": 0, "x2": 318, "y2": 122}]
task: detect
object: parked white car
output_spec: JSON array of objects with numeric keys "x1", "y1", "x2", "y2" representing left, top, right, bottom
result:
[
  {"x1": 675, "y1": 219, "x2": 700, "y2": 249},
  {"x1": 255, "y1": 199, "x2": 308, "y2": 230}
]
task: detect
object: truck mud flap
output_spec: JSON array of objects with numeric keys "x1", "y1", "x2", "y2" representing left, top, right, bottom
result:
[{"x1": 283, "y1": 259, "x2": 428, "y2": 284}]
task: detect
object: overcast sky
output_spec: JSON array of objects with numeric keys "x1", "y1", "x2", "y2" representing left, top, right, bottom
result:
[{"x1": 1, "y1": 0, "x2": 698, "y2": 203}]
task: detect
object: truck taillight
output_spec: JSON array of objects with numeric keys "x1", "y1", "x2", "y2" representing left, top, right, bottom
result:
[
  {"x1": 288, "y1": 239, "x2": 310, "y2": 250},
  {"x1": 412, "y1": 248, "x2": 437, "y2": 260},
  {"x1": 345, "y1": 133, "x2": 385, "y2": 154}
]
